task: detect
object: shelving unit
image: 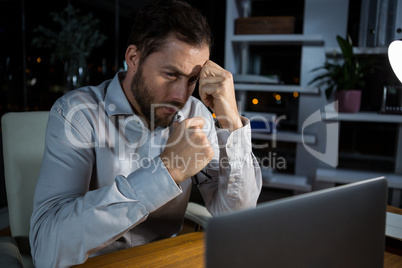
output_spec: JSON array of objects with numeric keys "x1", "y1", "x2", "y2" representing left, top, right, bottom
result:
[
  {"x1": 225, "y1": 0, "x2": 350, "y2": 193},
  {"x1": 322, "y1": 111, "x2": 402, "y2": 123},
  {"x1": 252, "y1": 131, "x2": 316, "y2": 145},
  {"x1": 230, "y1": 34, "x2": 323, "y2": 44},
  {"x1": 234, "y1": 83, "x2": 318, "y2": 93},
  {"x1": 317, "y1": 111, "x2": 402, "y2": 206},
  {"x1": 325, "y1": 46, "x2": 388, "y2": 56},
  {"x1": 261, "y1": 169, "x2": 312, "y2": 192},
  {"x1": 316, "y1": 168, "x2": 402, "y2": 189}
]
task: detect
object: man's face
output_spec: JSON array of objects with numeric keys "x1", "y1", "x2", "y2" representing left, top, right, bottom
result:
[{"x1": 130, "y1": 36, "x2": 210, "y2": 128}]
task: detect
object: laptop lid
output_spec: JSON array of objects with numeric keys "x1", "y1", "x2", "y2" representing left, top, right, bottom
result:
[{"x1": 205, "y1": 177, "x2": 388, "y2": 268}]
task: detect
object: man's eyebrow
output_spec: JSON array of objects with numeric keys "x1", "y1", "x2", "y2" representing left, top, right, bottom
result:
[{"x1": 162, "y1": 65, "x2": 200, "y2": 77}]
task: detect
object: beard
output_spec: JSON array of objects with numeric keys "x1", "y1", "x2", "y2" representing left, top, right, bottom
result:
[{"x1": 131, "y1": 67, "x2": 185, "y2": 128}]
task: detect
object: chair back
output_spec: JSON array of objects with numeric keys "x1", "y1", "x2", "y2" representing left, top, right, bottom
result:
[{"x1": 1, "y1": 111, "x2": 49, "y2": 238}]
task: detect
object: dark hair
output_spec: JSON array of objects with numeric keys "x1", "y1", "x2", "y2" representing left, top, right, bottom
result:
[{"x1": 127, "y1": 0, "x2": 212, "y2": 64}]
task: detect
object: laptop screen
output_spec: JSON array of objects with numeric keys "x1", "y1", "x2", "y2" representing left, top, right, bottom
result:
[{"x1": 206, "y1": 177, "x2": 387, "y2": 268}]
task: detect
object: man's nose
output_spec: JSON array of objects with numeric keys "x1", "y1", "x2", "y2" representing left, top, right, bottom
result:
[{"x1": 171, "y1": 79, "x2": 190, "y2": 103}]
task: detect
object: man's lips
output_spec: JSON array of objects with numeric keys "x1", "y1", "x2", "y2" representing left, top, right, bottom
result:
[
  {"x1": 162, "y1": 106, "x2": 177, "y2": 114},
  {"x1": 158, "y1": 102, "x2": 184, "y2": 114}
]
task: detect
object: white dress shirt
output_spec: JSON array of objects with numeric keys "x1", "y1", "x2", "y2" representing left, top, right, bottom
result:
[{"x1": 29, "y1": 72, "x2": 262, "y2": 267}]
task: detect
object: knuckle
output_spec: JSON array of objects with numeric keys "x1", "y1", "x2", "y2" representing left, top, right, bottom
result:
[
  {"x1": 199, "y1": 132, "x2": 208, "y2": 142},
  {"x1": 194, "y1": 132, "x2": 206, "y2": 144},
  {"x1": 206, "y1": 146, "x2": 214, "y2": 157},
  {"x1": 224, "y1": 71, "x2": 233, "y2": 80}
]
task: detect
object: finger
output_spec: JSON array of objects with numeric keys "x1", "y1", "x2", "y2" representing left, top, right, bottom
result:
[
  {"x1": 198, "y1": 86, "x2": 214, "y2": 108},
  {"x1": 199, "y1": 77, "x2": 225, "y2": 107},
  {"x1": 199, "y1": 82, "x2": 222, "y2": 97},
  {"x1": 201, "y1": 60, "x2": 225, "y2": 78},
  {"x1": 186, "y1": 116, "x2": 205, "y2": 129},
  {"x1": 199, "y1": 93, "x2": 212, "y2": 108},
  {"x1": 199, "y1": 76, "x2": 226, "y2": 87},
  {"x1": 203, "y1": 60, "x2": 224, "y2": 70},
  {"x1": 169, "y1": 121, "x2": 181, "y2": 133}
]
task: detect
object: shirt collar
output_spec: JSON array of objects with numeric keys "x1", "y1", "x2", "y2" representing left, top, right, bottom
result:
[
  {"x1": 105, "y1": 72, "x2": 133, "y2": 117},
  {"x1": 173, "y1": 109, "x2": 184, "y2": 123}
]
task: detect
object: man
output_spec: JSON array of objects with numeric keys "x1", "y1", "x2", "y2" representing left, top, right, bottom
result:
[{"x1": 30, "y1": 0, "x2": 262, "y2": 267}]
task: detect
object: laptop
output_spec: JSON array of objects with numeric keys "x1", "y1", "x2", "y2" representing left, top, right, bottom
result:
[{"x1": 205, "y1": 177, "x2": 388, "y2": 268}]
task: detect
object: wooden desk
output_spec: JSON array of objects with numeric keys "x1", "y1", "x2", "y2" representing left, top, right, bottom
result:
[
  {"x1": 76, "y1": 230, "x2": 402, "y2": 268},
  {"x1": 77, "y1": 207, "x2": 402, "y2": 267},
  {"x1": 385, "y1": 206, "x2": 402, "y2": 267},
  {"x1": 75, "y1": 232, "x2": 204, "y2": 268}
]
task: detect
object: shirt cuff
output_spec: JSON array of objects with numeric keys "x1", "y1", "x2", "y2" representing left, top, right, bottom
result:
[
  {"x1": 216, "y1": 116, "x2": 253, "y2": 161},
  {"x1": 126, "y1": 156, "x2": 182, "y2": 213}
]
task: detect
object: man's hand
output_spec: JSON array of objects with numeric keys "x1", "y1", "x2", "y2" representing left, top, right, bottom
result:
[
  {"x1": 160, "y1": 117, "x2": 214, "y2": 184},
  {"x1": 199, "y1": 60, "x2": 243, "y2": 131}
]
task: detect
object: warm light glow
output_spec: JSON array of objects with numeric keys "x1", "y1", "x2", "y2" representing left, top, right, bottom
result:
[
  {"x1": 389, "y1": 40, "x2": 402, "y2": 83},
  {"x1": 293, "y1": 92, "x2": 299, "y2": 98},
  {"x1": 252, "y1": 98, "x2": 259, "y2": 105},
  {"x1": 36, "y1": 57, "x2": 42, "y2": 63},
  {"x1": 275, "y1": 94, "x2": 281, "y2": 101}
]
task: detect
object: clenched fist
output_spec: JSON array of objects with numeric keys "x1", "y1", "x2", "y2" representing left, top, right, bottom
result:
[
  {"x1": 160, "y1": 117, "x2": 214, "y2": 183},
  {"x1": 199, "y1": 60, "x2": 243, "y2": 131}
]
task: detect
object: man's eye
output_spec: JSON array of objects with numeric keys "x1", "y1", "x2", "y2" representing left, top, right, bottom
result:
[
  {"x1": 189, "y1": 77, "x2": 199, "y2": 84},
  {"x1": 166, "y1": 73, "x2": 176, "y2": 79}
]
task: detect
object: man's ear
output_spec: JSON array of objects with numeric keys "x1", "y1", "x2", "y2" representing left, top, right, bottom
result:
[{"x1": 125, "y1": 45, "x2": 141, "y2": 73}]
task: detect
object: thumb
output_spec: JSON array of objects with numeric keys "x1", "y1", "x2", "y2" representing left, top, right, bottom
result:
[
  {"x1": 187, "y1": 116, "x2": 206, "y2": 129},
  {"x1": 172, "y1": 121, "x2": 180, "y2": 128},
  {"x1": 169, "y1": 121, "x2": 181, "y2": 134}
]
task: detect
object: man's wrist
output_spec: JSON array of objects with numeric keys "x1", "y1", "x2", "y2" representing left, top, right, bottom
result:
[{"x1": 218, "y1": 116, "x2": 243, "y2": 131}]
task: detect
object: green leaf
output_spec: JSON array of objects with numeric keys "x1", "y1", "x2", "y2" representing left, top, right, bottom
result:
[
  {"x1": 308, "y1": 34, "x2": 372, "y2": 100},
  {"x1": 336, "y1": 35, "x2": 353, "y2": 61}
]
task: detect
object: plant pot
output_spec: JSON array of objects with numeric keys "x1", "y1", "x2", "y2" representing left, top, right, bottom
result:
[{"x1": 335, "y1": 90, "x2": 362, "y2": 113}]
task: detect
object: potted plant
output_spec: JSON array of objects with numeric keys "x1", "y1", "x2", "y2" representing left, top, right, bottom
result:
[
  {"x1": 32, "y1": 4, "x2": 107, "y2": 92},
  {"x1": 309, "y1": 35, "x2": 372, "y2": 113}
]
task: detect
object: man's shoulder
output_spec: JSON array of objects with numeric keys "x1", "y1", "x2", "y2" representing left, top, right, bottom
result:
[{"x1": 52, "y1": 80, "x2": 111, "y2": 115}]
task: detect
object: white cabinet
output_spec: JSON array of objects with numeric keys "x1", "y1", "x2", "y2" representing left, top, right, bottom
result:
[{"x1": 224, "y1": 0, "x2": 350, "y2": 193}]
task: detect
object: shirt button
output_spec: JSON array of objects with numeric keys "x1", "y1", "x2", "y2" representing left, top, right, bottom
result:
[
  {"x1": 227, "y1": 143, "x2": 233, "y2": 148},
  {"x1": 229, "y1": 178, "x2": 235, "y2": 183}
]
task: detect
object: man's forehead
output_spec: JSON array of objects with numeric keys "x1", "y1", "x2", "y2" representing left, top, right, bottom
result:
[
  {"x1": 152, "y1": 40, "x2": 209, "y2": 72},
  {"x1": 162, "y1": 35, "x2": 209, "y2": 55}
]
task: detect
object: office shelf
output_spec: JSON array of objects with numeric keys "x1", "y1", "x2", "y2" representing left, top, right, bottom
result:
[
  {"x1": 225, "y1": 0, "x2": 351, "y2": 193},
  {"x1": 322, "y1": 111, "x2": 402, "y2": 123},
  {"x1": 325, "y1": 46, "x2": 388, "y2": 56},
  {"x1": 234, "y1": 83, "x2": 319, "y2": 93},
  {"x1": 230, "y1": 34, "x2": 324, "y2": 45},
  {"x1": 318, "y1": 110, "x2": 402, "y2": 206},
  {"x1": 252, "y1": 131, "x2": 316, "y2": 145},
  {"x1": 316, "y1": 168, "x2": 402, "y2": 189},
  {"x1": 262, "y1": 169, "x2": 311, "y2": 192}
]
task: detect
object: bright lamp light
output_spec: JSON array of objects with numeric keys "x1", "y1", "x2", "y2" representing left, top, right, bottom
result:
[{"x1": 388, "y1": 39, "x2": 402, "y2": 83}]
